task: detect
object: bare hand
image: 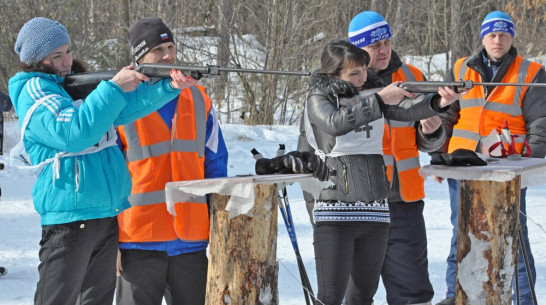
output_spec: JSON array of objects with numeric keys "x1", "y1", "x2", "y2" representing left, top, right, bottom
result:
[
  {"x1": 378, "y1": 81, "x2": 416, "y2": 105},
  {"x1": 437, "y1": 86, "x2": 460, "y2": 108},
  {"x1": 432, "y1": 175, "x2": 444, "y2": 184},
  {"x1": 420, "y1": 116, "x2": 442, "y2": 135},
  {"x1": 169, "y1": 69, "x2": 198, "y2": 89},
  {"x1": 116, "y1": 249, "x2": 122, "y2": 276},
  {"x1": 112, "y1": 65, "x2": 151, "y2": 93}
]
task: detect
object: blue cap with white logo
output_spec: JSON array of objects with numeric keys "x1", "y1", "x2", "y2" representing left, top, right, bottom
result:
[
  {"x1": 480, "y1": 11, "x2": 515, "y2": 39},
  {"x1": 348, "y1": 11, "x2": 392, "y2": 48}
]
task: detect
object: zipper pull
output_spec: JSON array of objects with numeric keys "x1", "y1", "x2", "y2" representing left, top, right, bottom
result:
[{"x1": 343, "y1": 163, "x2": 349, "y2": 194}]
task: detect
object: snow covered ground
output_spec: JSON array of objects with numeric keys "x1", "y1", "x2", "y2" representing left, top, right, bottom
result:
[{"x1": 0, "y1": 120, "x2": 545, "y2": 304}]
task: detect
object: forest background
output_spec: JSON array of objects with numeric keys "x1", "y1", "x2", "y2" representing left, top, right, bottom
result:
[{"x1": 0, "y1": 0, "x2": 545, "y2": 125}]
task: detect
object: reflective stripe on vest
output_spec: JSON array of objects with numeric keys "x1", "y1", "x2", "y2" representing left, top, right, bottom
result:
[
  {"x1": 123, "y1": 86, "x2": 207, "y2": 163},
  {"x1": 382, "y1": 64, "x2": 425, "y2": 202},
  {"x1": 448, "y1": 55, "x2": 541, "y2": 153},
  {"x1": 128, "y1": 190, "x2": 207, "y2": 206},
  {"x1": 117, "y1": 85, "x2": 211, "y2": 243}
]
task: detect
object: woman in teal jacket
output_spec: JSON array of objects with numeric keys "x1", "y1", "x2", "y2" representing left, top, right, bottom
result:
[{"x1": 9, "y1": 17, "x2": 197, "y2": 305}]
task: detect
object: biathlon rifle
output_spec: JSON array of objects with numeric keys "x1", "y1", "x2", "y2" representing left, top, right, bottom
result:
[
  {"x1": 64, "y1": 63, "x2": 546, "y2": 100},
  {"x1": 64, "y1": 63, "x2": 311, "y2": 100}
]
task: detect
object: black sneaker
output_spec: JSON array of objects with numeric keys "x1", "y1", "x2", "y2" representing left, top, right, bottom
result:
[
  {"x1": 0, "y1": 267, "x2": 7, "y2": 277},
  {"x1": 436, "y1": 297, "x2": 454, "y2": 305}
]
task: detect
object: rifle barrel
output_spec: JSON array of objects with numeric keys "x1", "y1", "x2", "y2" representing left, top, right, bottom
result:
[
  {"x1": 399, "y1": 80, "x2": 546, "y2": 94},
  {"x1": 473, "y1": 81, "x2": 546, "y2": 87},
  {"x1": 136, "y1": 63, "x2": 310, "y2": 79},
  {"x1": 217, "y1": 67, "x2": 311, "y2": 77}
]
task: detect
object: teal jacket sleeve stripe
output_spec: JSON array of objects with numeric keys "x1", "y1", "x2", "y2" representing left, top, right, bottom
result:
[{"x1": 22, "y1": 75, "x2": 127, "y2": 153}]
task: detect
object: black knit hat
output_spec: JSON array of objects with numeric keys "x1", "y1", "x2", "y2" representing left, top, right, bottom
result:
[{"x1": 128, "y1": 18, "x2": 174, "y2": 62}]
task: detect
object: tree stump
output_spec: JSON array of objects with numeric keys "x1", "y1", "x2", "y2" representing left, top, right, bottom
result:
[
  {"x1": 455, "y1": 176, "x2": 520, "y2": 305},
  {"x1": 205, "y1": 183, "x2": 279, "y2": 305}
]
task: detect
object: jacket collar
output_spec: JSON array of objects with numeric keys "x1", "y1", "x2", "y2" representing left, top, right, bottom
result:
[
  {"x1": 466, "y1": 46, "x2": 518, "y2": 83},
  {"x1": 309, "y1": 72, "x2": 359, "y2": 99},
  {"x1": 363, "y1": 69, "x2": 387, "y2": 89}
]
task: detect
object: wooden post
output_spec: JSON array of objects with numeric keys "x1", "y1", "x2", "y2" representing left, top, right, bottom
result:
[
  {"x1": 205, "y1": 183, "x2": 279, "y2": 305},
  {"x1": 455, "y1": 176, "x2": 521, "y2": 304}
]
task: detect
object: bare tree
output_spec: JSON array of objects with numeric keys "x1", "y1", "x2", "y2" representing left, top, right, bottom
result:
[{"x1": 1, "y1": 0, "x2": 545, "y2": 123}]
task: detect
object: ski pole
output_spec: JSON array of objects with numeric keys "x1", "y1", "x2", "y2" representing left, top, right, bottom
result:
[
  {"x1": 279, "y1": 187, "x2": 316, "y2": 305},
  {"x1": 518, "y1": 227, "x2": 537, "y2": 305}
]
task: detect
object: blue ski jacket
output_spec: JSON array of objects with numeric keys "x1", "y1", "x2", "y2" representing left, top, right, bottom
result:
[{"x1": 9, "y1": 71, "x2": 180, "y2": 225}]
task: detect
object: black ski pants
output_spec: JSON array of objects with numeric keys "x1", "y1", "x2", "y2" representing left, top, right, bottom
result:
[
  {"x1": 314, "y1": 221, "x2": 389, "y2": 305},
  {"x1": 380, "y1": 200, "x2": 434, "y2": 305},
  {"x1": 35, "y1": 217, "x2": 119, "y2": 305},
  {"x1": 116, "y1": 248, "x2": 208, "y2": 305}
]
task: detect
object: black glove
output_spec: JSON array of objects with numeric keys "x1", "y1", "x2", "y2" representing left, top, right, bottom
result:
[
  {"x1": 282, "y1": 151, "x2": 329, "y2": 181},
  {"x1": 254, "y1": 150, "x2": 330, "y2": 181},
  {"x1": 255, "y1": 155, "x2": 286, "y2": 175},
  {"x1": 281, "y1": 151, "x2": 310, "y2": 173},
  {"x1": 430, "y1": 149, "x2": 487, "y2": 166},
  {"x1": 302, "y1": 151, "x2": 329, "y2": 181},
  {"x1": 254, "y1": 150, "x2": 302, "y2": 175}
]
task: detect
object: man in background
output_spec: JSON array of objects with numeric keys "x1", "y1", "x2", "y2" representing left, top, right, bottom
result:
[
  {"x1": 434, "y1": 11, "x2": 546, "y2": 305},
  {"x1": 348, "y1": 11, "x2": 446, "y2": 305}
]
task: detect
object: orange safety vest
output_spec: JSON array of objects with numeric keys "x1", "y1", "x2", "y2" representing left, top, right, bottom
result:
[
  {"x1": 448, "y1": 55, "x2": 542, "y2": 154},
  {"x1": 117, "y1": 85, "x2": 212, "y2": 243},
  {"x1": 382, "y1": 64, "x2": 425, "y2": 202}
]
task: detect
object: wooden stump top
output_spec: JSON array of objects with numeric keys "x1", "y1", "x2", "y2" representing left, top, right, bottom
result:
[
  {"x1": 419, "y1": 156, "x2": 546, "y2": 187},
  {"x1": 165, "y1": 173, "x2": 316, "y2": 218}
]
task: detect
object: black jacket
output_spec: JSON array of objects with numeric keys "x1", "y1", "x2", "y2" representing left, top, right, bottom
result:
[{"x1": 305, "y1": 73, "x2": 446, "y2": 202}]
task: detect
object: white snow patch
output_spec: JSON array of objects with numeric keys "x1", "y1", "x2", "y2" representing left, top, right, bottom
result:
[
  {"x1": 259, "y1": 284, "x2": 273, "y2": 304},
  {"x1": 223, "y1": 293, "x2": 231, "y2": 304},
  {"x1": 458, "y1": 232, "x2": 490, "y2": 304}
]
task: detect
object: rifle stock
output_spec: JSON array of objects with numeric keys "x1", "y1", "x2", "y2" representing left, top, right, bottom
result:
[
  {"x1": 64, "y1": 70, "x2": 118, "y2": 100},
  {"x1": 398, "y1": 81, "x2": 470, "y2": 94},
  {"x1": 399, "y1": 80, "x2": 546, "y2": 94}
]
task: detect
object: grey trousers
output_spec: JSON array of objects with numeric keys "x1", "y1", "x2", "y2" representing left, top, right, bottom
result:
[{"x1": 116, "y1": 248, "x2": 208, "y2": 305}]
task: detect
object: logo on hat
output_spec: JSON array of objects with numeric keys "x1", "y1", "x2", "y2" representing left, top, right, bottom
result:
[
  {"x1": 369, "y1": 25, "x2": 391, "y2": 44},
  {"x1": 371, "y1": 27, "x2": 387, "y2": 38},
  {"x1": 493, "y1": 21, "x2": 507, "y2": 28},
  {"x1": 491, "y1": 21, "x2": 511, "y2": 35},
  {"x1": 160, "y1": 33, "x2": 169, "y2": 41}
]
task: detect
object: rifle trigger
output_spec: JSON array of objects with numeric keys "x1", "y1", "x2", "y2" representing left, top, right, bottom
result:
[{"x1": 190, "y1": 70, "x2": 203, "y2": 80}]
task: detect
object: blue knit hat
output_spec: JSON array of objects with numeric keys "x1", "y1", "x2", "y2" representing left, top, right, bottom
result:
[
  {"x1": 348, "y1": 11, "x2": 392, "y2": 48},
  {"x1": 480, "y1": 11, "x2": 515, "y2": 39},
  {"x1": 15, "y1": 17, "x2": 71, "y2": 65}
]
